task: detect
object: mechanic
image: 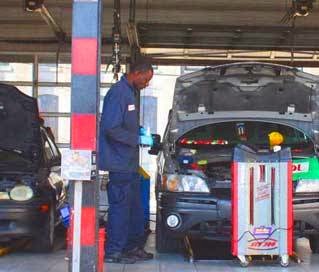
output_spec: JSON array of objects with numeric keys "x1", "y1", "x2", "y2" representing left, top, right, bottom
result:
[{"x1": 99, "y1": 59, "x2": 154, "y2": 264}]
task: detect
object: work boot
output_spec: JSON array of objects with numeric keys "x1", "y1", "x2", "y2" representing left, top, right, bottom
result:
[
  {"x1": 126, "y1": 247, "x2": 154, "y2": 261},
  {"x1": 104, "y1": 252, "x2": 136, "y2": 264}
]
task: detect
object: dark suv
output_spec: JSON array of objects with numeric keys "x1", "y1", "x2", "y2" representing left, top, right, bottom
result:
[
  {"x1": 154, "y1": 62, "x2": 319, "y2": 254},
  {"x1": 0, "y1": 83, "x2": 67, "y2": 252}
]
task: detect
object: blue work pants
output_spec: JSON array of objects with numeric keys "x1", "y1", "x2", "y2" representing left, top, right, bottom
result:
[{"x1": 106, "y1": 171, "x2": 145, "y2": 255}]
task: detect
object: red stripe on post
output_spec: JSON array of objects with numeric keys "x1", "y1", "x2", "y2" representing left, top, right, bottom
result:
[
  {"x1": 72, "y1": 38, "x2": 98, "y2": 75},
  {"x1": 287, "y1": 161, "x2": 293, "y2": 255},
  {"x1": 231, "y1": 162, "x2": 238, "y2": 256},
  {"x1": 71, "y1": 114, "x2": 96, "y2": 150},
  {"x1": 81, "y1": 207, "x2": 96, "y2": 246}
]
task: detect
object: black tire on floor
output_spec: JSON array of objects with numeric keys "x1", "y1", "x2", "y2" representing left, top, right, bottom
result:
[
  {"x1": 31, "y1": 201, "x2": 55, "y2": 252},
  {"x1": 155, "y1": 210, "x2": 181, "y2": 253},
  {"x1": 309, "y1": 235, "x2": 319, "y2": 254}
]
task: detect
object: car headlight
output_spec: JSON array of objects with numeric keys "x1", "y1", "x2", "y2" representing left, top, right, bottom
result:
[
  {"x1": 295, "y1": 179, "x2": 319, "y2": 193},
  {"x1": 164, "y1": 174, "x2": 209, "y2": 193},
  {"x1": 10, "y1": 185, "x2": 34, "y2": 201}
]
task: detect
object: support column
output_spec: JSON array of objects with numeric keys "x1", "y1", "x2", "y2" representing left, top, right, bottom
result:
[{"x1": 69, "y1": 1, "x2": 102, "y2": 271}]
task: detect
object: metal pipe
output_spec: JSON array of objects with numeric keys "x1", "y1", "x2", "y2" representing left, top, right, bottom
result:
[
  {"x1": 249, "y1": 167, "x2": 254, "y2": 225},
  {"x1": 271, "y1": 167, "x2": 276, "y2": 225}
]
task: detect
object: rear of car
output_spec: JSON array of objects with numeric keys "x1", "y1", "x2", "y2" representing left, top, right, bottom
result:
[
  {"x1": 0, "y1": 83, "x2": 64, "y2": 252},
  {"x1": 155, "y1": 63, "x2": 319, "y2": 253}
]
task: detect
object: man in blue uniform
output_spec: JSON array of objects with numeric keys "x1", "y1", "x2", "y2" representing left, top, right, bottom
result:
[{"x1": 99, "y1": 60, "x2": 154, "y2": 264}]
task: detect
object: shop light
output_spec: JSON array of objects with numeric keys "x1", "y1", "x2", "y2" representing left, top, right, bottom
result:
[{"x1": 24, "y1": 0, "x2": 44, "y2": 12}]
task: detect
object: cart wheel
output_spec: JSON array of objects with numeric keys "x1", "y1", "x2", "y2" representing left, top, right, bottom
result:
[
  {"x1": 280, "y1": 255, "x2": 290, "y2": 267},
  {"x1": 238, "y1": 255, "x2": 250, "y2": 267}
]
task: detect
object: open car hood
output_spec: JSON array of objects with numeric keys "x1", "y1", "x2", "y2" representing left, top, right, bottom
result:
[
  {"x1": 0, "y1": 83, "x2": 42, "y2": 167},
  {"x1": 170, "y1": 62, "x2": 319, "y2": 143}
]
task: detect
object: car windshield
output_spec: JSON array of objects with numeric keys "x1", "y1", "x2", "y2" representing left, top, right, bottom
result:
[{"x1": 178, "y1": 121, "x2": 313, "y2": 150}]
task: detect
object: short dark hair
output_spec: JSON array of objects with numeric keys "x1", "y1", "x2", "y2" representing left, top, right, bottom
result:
[{"x1": 130, "y1": 59, "x2": 153, "y2": 74}]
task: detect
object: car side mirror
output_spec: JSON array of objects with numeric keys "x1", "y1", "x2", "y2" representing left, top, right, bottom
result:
[{"x1": 148, "y1": 134, "x2": 162, "y2": 155}]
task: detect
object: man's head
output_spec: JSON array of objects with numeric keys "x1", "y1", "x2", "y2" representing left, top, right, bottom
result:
[{"x1": 127, "y1": 59, "x2": 153, "y2": 90}]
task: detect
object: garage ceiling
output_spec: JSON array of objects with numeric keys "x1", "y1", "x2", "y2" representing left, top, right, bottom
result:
[{"x1": 1, "y1": 0, "x2": 319, "y2": 65}]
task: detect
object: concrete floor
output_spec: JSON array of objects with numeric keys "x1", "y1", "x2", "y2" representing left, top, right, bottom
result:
[{"x1": 0, "y1": 234, "x2": 319, "y2": 272}]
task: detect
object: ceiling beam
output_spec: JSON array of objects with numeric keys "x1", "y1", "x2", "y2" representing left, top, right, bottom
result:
[
  {"x1": 138, "y1": 23, "x2": 319, "y2": 33},
  {"x1": 137, "y1": 23, "x2": 319, "y2": 51}
]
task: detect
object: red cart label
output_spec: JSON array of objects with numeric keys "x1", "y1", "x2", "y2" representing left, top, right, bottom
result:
[
  {"x1": 292, "y1": 162, "x2": 309, "y2": 173},
  {"x1": 248, "y1": 238, "x2": 278, "y2": 250}
]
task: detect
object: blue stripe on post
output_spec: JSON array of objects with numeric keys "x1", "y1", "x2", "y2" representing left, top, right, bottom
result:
[
  {"x1": 72, "y1": 2, "x2": 99, "y2": 38},
  {"x1": 72, "y1": 75, "x2": 97, "y2": 114}
]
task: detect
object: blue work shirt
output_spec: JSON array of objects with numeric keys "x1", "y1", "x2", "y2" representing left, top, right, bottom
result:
[{"x1": 98, "y1": 75, "x2": 139, "y2": 172}]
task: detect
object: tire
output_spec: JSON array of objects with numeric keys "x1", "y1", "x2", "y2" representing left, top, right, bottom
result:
[
  {"x1": 309, "y1": 235, "x2": 319, "y2": 254},
  {"x1": 31, "y1": 201, "x2": 55, "y2": 252},
  {"x1": 155, "y1": 209, "x2": 181, "y2": 253}
]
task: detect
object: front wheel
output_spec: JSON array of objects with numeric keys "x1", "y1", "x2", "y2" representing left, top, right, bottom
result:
[{"x1": 31, "y1": 201, "x2": 55, "y2": 252}]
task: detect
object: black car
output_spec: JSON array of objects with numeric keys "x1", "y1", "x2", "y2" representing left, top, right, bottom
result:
[
  {"x1": 154, "y1": 62, "x2": 319, "y2": 254},
  {"x1": 0, "y1": 83, "x2": 67, "y2": 252}
]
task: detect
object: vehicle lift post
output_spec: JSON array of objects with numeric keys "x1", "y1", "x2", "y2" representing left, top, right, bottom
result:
[{"x1": 68, "y1": 0, "x2": 102, "y2": 271}]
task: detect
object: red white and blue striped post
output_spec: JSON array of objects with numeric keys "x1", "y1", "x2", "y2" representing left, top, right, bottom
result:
[{"x1": 69, "y1": 1, "x2": 102, "y2": 271}]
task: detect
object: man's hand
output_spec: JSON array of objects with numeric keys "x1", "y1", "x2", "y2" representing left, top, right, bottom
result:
[
  {"x1": 139, "y1": 126, "x2": 153, "y2": 146},
  {"x1": 139, "y1": 126, "x2": 147, "y2": 136},
  {"x1": 139, "y1": 135, "x2": 154, "y2": 146}
]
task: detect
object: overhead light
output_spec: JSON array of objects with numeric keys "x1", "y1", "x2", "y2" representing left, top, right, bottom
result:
[
  {"x1": 23, "y1": 0, "x2": 66, "y2": 41},
  {"x1": 281, "y1": 0, "x2": 315, "y2": 23},
  {"x1": 294, "y1": 0, "x2": 315, "y2": 17},
  {"x1": 24, "y1": 0, "x2": 44, "y2": 12}
]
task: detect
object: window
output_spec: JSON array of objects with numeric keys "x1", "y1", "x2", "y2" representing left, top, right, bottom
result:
[
  {"x1": 39, "y1": 63, "x2": 71, "y2": 83},
  {"x1": 0, "y1": 63, "x2": 32, "y2": 81},
  {"x1": 41, "y1": 117, "x2": 70, "y2": 144},
  {"x1": 38, "y1": 87, "x2": 71, "y2": 113},
  {"x1": 100, "y1": 64, "x2": 126, "y2": 83}
]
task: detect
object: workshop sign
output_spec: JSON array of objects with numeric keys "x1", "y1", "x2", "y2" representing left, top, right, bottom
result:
[{"x1": 61, "y1": 149, "x2": 92, "y2": 180}]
